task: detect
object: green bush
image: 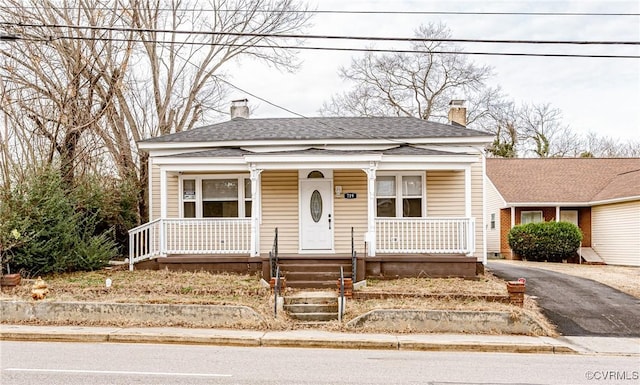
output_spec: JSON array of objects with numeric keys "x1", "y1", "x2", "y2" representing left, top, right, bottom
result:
[
  {"x1": 0, "y1": 167, "x2": 122, "y2": 276},
  {"x1": 508, "y1": 221, "x2": 583, "y2": 262}
]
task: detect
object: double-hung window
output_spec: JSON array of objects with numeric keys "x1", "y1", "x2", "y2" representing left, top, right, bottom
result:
[
  {"x1": 181, "y1": 175, "x2": 252, "y2": 218},
  {"x1": 376, "y1": 174, "x2": 424, "y2": 217},
  {"x1": 521, "y1": 211, "x2": 543, "y2": 224}
]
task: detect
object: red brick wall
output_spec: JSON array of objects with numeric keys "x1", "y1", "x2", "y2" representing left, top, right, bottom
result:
[
  {"x1": 500, "y1": 208, "x2": 514, "y2": 259},
  {"x1": 500, "y1": 207, "x2": 591, "y2": 259}
]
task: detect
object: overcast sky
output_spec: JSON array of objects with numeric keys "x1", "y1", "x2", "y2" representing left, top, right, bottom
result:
[{"x1": 225, "y1": 0, "x2": 639, "y2": 141}]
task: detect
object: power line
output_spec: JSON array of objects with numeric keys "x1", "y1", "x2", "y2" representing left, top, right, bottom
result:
[
  {"x1": 2, "y1": 6, "x2": 639, "y2": 17},
  {"x1": 16, "y1": 35, "x2": 640, "y2": 59},
  {"x1": 4, "y1": 22, "x2": 639, "y2": 46}
]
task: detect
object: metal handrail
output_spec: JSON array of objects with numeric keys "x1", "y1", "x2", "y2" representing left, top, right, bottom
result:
[
  {"x1": 274, "y1": 264, "x2": 281, "y2": 317},
  {"x1": 338, "y1": 266, "x2": 345, "y2": 322},
  {"x1": 351, "y1": 226, "x2": 357, "y2": 282},
  {"x1": 269, "y1": 227, "x2": 279, "y2": 278}
]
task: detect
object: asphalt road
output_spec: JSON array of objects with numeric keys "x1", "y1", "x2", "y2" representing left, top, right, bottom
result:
[
  {"x1": 488, "y1": 262, "x2": 640, "y2": 337},
  {"x1": 1, "y1": 341, "x2": 639, "y2": 385}
]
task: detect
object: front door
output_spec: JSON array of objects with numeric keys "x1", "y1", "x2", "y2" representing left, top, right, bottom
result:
[{"x1": 300, "y1": 179, "x2": 333, "y2": 251}]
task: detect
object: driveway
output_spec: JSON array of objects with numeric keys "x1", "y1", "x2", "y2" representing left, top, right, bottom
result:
[{"x1": 488, "y1": 261, "x2": 640, "y2": 337}]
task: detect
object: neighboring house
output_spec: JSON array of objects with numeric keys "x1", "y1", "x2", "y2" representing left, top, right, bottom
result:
[
  {"x1": 129, "y1": 100, "x2": 493, "y2": 284},
  {"x1": 486, "y1": 158, "x2": 640, "y2": 267}
]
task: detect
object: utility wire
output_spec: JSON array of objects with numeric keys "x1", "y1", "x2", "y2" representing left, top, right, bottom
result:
[
  {"x1": 2, "y1": 6, "x2": 639, "y2": 16},
  {"x1": 15, "y1": 35, "x2": 640, "y2": 59},
  {"x1": 3, "y1": 22, "x2": 639, "y2": 46}
]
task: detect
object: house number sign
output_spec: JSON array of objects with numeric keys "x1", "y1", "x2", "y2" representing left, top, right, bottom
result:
[{"x1": 344, "y1": 193, "x2": 357, "y2": 199}]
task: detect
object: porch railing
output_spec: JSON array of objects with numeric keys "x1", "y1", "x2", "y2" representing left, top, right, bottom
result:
[
  {"x1": 375, "y1": 217, "x2": 476, "y2": 254},
  {"x1": 129, "y1": 218, "x2": 252, "y2": 270}
]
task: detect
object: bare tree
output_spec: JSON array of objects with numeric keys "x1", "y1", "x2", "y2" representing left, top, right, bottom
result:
[
  {"x1": 518, "y1": 103, "x2": 581, "y2": 158},
  {"x1": 581, "y1": 132, "x2": 640, "y2": 157},
  {"x1": 320, "y1": 22, "x2": 495, "y2": 124},
  {"x1": 0, "y1": 0, "x2": 312, "y2": 219}
]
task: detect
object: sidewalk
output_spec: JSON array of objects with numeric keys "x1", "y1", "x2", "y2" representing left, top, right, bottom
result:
[{"x1": 2, "y1": 324, "x2": 638, "y2": 355}]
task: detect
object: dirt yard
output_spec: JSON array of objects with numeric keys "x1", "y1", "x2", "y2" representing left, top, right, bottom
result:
[
  {"x1": 0, "y1": 269, "x2": 555, "y2": 335},
  {"x1": 491, "y1": 260, "x2": 640, "y2": 298}
]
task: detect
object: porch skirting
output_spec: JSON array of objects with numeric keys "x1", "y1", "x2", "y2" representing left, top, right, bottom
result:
[{"x1": 134, "y1": 254, "x2": 479, "y2": 279}]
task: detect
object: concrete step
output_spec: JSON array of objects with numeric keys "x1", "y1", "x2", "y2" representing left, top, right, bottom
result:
[
  {"x1": 287, "y1": 312, "x2": 339, "y2": 322},
  {"x1": 284, "y1": 291, "x2": 338, "y2": 304},
  {"x1": 284, "y1": 303, "x2": 339, "y2": 314}
]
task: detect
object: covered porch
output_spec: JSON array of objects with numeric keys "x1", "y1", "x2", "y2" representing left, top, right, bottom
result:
[{"x1": 129, "y1": 146, "x2": 484, "y2": 279}]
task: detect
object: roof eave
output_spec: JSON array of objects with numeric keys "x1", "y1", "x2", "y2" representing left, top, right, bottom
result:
[{"x1": 138, "y1": 136, "x2": 494, "y2": 151}]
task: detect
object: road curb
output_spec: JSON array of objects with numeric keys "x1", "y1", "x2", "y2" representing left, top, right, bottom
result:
[{"x1": 0, "y1": 325, "x2": 581, "y2": 354}]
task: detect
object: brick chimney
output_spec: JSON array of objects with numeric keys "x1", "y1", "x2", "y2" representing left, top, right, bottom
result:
[
  {"x1": 448, "y1": 99, "x2": 467, "y2": 127},
  {"x1": 230, "y1": 98, "x2": 249, "y2": 119}
]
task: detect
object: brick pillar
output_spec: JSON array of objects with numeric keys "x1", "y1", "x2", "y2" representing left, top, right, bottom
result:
[{"x1": 507, "y1": 281, "x2": 525, "y2": 307}]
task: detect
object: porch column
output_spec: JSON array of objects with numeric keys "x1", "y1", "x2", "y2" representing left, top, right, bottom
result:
[
  {"x1": 556, "y1": 206, "x2": 560, "y2": 222},
  {"x1": 464, "y1": 166, "x2": 473, "y2": 257},
  {"x1": 464, "y1": 165, "x2": 472, "y2": 218},
  {"x1": 511, "y1": 207, "x2": 516, "y2": 228},
  {"x1": 250, "y1": 166, "x2": 263, "y2": 257},
  {"x1": 159, "y1": 168, "x2": 168, "y2": 255},
  {"x1": 160, "y1": 168, "x2": 168, "y2": 218},
  {"x1": 363, "y1": 162, "x2": 378, "y2": 256}
]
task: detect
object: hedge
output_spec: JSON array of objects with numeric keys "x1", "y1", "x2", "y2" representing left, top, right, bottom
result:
[{"x1": 508, "y1": 221, "x2": 583, "y2": 262}]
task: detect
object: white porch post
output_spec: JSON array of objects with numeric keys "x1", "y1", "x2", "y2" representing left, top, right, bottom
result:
[
  {"x1": 464, "y1": 165, "x2": 472, "y2": 218},
  {"x1": 511, "y1": 207, "x2": 516, "y2": 228},
  {"x1": 250, "y1": 166, "x2": 263, "y2": 257},
  {"x1": 556, "y1": 206, "x2": 560, "y2": 222},
  {"x1": 159, "y1": 169, "x2": 167, "y2": 254},
  {"x1": 464, "y1": 166, "x2": 473, "y2": 256},
  {"x1": 363, "y1": 162, "x2": 378, "y2": 256}
]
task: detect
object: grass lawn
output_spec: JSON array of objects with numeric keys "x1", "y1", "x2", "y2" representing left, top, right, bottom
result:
[{"x1": 0, "y1": 268, "x2": 555, "y2": 335}]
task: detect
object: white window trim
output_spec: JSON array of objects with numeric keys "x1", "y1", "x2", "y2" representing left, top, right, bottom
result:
[
  {"x1": 375, "y1": 172, "x2": 426, "y2": 218},
  {"x1": 521, "y1": 210, "x2": 543, "y2": 224},
  {"x1": 178, "y1": 174, "x2": 251, "y2": 218}
]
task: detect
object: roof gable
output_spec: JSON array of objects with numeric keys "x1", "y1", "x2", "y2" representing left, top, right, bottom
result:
[{"x1": 486, "y1": 158, "x2": 640, "y2": 204}]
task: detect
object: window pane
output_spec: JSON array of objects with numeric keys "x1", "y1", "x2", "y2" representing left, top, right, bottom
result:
[
  {"x1": 203, "y1": 201, "x2": 238, "y2": 217},
  {"x1": 183, "y1": 202, "x2": 196, "y2": 218},
  {"x1": 402, "y1": 198, "x2": 421, "y2": 217},
  {"x1": 402, "y1": 176, "x2": 422, "y2": 196},
  {"x1": 376, "y1": 176, "x2": 395, "y2": 196},
  {"x1": 376, "y1": 198, "x2": 396, "y2": 217},
  {"x1": 202, "y1": 179, "x2": 237, "y2": 199},
  {"x1": 522, "y1": 211, "x2": 543, "y2": 224},
  {"x1": 244, "y1": 178, "x2": 252, "y2": 199},
  {"x1": 183, "y1": 179, "x2": 196, "y2": 200},
  {"x1": 245, "y1": 201, "x2": 252, "y2": 218}
]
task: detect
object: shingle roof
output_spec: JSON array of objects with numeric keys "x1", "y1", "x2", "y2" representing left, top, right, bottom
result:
[
  {"x1": 141, "y1": 116, "x2": 492, "y2": 143},
  {"x1": 486, "y1": 158, "x2": 640, "y2": 204},
  {"x1": 163, "y1": 145, "x2": 458, "y2": 158}
]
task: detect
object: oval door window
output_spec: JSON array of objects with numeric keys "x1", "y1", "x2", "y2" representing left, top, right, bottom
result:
[{"x1": 310, "y1": 190, "x2": 323, "y2": 222}]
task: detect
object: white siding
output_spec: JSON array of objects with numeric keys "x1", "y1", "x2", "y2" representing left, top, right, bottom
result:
[
  {"x1": 485, "y1": 178, "x2": 506, "y2": 255},
  {"x1": 592, "y1": 200, "x2": 640, "y2": 266}
]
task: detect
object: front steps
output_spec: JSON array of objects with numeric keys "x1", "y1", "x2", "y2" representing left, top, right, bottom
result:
[
  {"x1": 277, "y1": 257, "x2": 353, "y2": 289},
  {"x1": 284, "y1": 291, "x2": 339, "y2": 322}
]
